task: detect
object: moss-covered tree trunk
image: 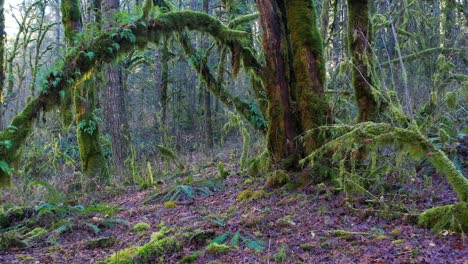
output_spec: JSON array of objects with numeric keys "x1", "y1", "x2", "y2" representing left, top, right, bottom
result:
[
  {"x1": 202, "y1": 0, "x2": 214, "y2": 149},
  {"x1": 347, "y1": 0, "x2": 379, "y2": 122},
  {"x1": 61, "y1": 0, "x2": 109, "y2": 185},
  {"x1": 102, "y1": 0, "x2": 131, "y2": 175},
  {"x1": 255, "y1": 0, "x2": 329, "y2": 168},
  {"x1": 0, "y1": 0, "x2": 4, "y2": 130}
]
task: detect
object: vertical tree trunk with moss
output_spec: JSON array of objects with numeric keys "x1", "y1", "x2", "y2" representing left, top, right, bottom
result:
[
  {"x1": 61, "y1": 0, "x2": 109, "y2": 185},
  {"x1": 0, "y1": 0, "x2": 4, "y2": 130},
  {"x1": 255, "y1": 0, "x2": 329, "y2": 168},
  {"x1": 160, "y1": 41, "x2": 169, "y2": 128},
  {"x1": 202, "y1": 0, "x2": 214, "y2": 149},
  {"x1": 347, "y1": 0, "x2": 379, "y2": 122},
  {"x1": 102, "y1": 0, "x2": 131, "y2": 175},
  {"x1": 442, "y1": 0, "x2": 456, "y2": 47}
]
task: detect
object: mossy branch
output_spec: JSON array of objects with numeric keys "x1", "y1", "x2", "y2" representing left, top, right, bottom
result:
[
  {"x1": 381, "y1": 47, "x2": 465, "y2": 66},
  {"x1": 177, "y1": 32, "x2": 267, "y2": 132},
  {"x1": 300, "y1": 122, "x2": 468, "y2": 203},
  {"x1": 0, "y1": 10, "x2": 257, "y2": 186},
  {"x1": 228, "y1": 13, "x2": 259, "y2": 29}
]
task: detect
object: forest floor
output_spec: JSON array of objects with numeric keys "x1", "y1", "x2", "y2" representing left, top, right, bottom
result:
[{"x1": 0, "y1": 143, "x2": 467, "y2": 263}]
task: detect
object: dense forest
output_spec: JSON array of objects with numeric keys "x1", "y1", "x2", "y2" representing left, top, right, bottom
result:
[{"x1": 0, "y1": 0, "x2": 467, "y2": 263}]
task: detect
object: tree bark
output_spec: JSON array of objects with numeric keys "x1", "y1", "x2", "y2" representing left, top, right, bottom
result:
[
  {"x1": 255, "y1": 0, "x2": 329, "y2": 168},
  {"x1": 0, "y1": 0, "x2": 5, "y2": 130},
  {"x1": 61, "y1": 0, "x2": 109, "y2": 185},
  {"x1": 347, "y1": 0, "x2": 379, "y2": 122},
  {"x1": 102, "y1": 0, "x2": 131, "y2": 175},
  {"x1": 202, "y1": 0, "x2": 214, "y2": 149}
]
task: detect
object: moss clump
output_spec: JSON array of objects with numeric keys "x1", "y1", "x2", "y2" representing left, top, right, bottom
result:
[
  {"x1": 274, "y1": 246, "x2": 287, "y2": 262},
  {"x1": 265, "y1": 170, "x2": 291, "y2": 188},
  {"x1": 132, "y1": 222, "x2": 151, "y2": 233},
  {"x1": 180, "y1": 251, "x2": 202, "y2": 263},
  {"x1": 85, "y1": 236, "x2": 116, "y2": 249},
  {"x1": 217, "y1": 162, "x2": 230, "y2": 179},
  {"x1": 96, "y1": 246, "x2": 138, "y2": 264},
  {"x1": 206, "y1": 243, "x2": 230, "y2": 255},
  {"x1": 0, "y1": 232, "x2": 27, "y2": 249},
  {"x1": 98, "y1": 226, "x2": 179, "y2": 263},
  {"x1": 15, "y1": 254, "x2": 35, "y2": 261},
  {"x1": 164, "y1": 201, "x2": 177, "y2": 209},
  {"x1": 0, "y1": 210, "x2": 8, "y2": 228},
  {"x1": 247, "y1": 150, "x2": 271, "y2": 177},
  {"x1": 418, "y1": 202, "x2": 468, "y2": 233},
  {"x1": 137, "y1": 236, "x2": 179, "y2": 261},
  {"x1": 236, "y1": 189, "x2": 265, "y2": 202},
  {"x1": 150, "y1": 226, "x2": 171, "y2": 241},
  {"x1": 22, "y1": 227, "x2": 47, "y2": 244}
]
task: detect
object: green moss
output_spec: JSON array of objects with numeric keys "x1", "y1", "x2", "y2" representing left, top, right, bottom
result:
[
  {"x1": 137, "y1": 236, "x2": 179, "y2": 261},
  {"x1": 15, "y1": 254, "x2": 35, "y2": 261},
  {"x1": 22, "y1": 227, "x2": 47, "y2": 244},
  {"x1": 247, "y1": 150, "x2": 271, "y2": 177},
  {"x1": 217, "y1": 162, "x2": 230, "y2": 179},
  {"x1": 285, "y1": 0, "x2": 329, "y2": 153},
  {"x1": 274, "y1": 246, "x2": 287, "y2": 262},
  {"x1": 164, "y1": 201, "x2": 177, "y2": 209},
  {"x1": 236, "y1": 189, "x2": 265, "y2": 202},
  {"x1": 98, "y1": 226, "x2": 179, "y2": 263},
  {"x1": 61, "y1": 0, "x2": 82, "y2": 43},
  {"x1": 132, "y1": 222, "x2": 151, "y2": 233},
  {"x1": 97, "y1": 246, "x2": 138, "y2": 264},
  {"x1": 300, "y1": 243, "x2": 314, "y2": 250},
  {"x1": 85, "y1": 236, "x2": 116, "y2": 249},
  {"x1": 0, "y1": 232, "x2": 27, "y2": 249},
  {"x1": 418, "y1": 202, "x2": 468, "y2": 233},
  {"x1": 150, "y1": 226, "x2": 171, "y2": 241},
  {"x1": 265, "y1": 170, "x2": 291, "y2": 188},
  {"x1": 1, "y1": 9, "x2": 266, "y2": 188},
  {"x1": 206, "y1": 243, "x2": 230, "y2": 255},
  {"x1": 180, "y1": 251, "x2": 202, "y2": 263}
]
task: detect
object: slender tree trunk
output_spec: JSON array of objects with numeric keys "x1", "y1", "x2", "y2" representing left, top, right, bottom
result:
[
  {"x1": 443, "y1": 0, "x2": 456, "y2": 47},
  {"x1": 160, "y1": 41, "x2": 169, "y2": 128},
  {"x1": 102, "y1": 0, "x2": 131, "y2": 175},
  {"x1": 347, "y1": 0, "x2": 379, "y2": 122},
  {"x1": 203, "y1": 0, "x2": 213, "y2": 149},
  {"x1": 0, "y1": 0, "x2": 5, "y2": 130}
]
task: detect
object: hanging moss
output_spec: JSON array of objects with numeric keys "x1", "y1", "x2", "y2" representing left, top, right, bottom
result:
[{"x1": 301, "y1": 122, "x2": 468, "y2": 203}]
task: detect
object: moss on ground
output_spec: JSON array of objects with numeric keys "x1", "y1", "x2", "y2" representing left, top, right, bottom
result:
[{"x1": 265, "y1": 170, "x2": 291, "y2": 188}]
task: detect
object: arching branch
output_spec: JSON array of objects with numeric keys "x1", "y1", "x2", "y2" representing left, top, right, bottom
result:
[{"x1": 0, "y1": 11, "x2": 255, "y2": 186}]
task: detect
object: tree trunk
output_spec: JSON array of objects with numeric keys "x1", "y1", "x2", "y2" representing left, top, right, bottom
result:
[
  {"x1": 202, "y1": 0, "x2": 214, "y2": 149},
  {"x1": 0, "y1": 0, "x2": 4, "y2": 130},
  {"x1": 61, "y1": 0, "x2": 109, "y2": 185},
  {"x1": 160, "y1": 41, "x2": 169, "y2": 128},
  {"x1": 255, "y1": 0, "x2": 329, "y2": 168},
  {"x1": 102, "y1": 0, "x2": 131, "y2": 175},
  {"x1": 347, "y1": 0, "x2": 379, "y2": 122}
]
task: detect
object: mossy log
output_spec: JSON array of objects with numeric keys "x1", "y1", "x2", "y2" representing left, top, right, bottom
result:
[
  {"x1": 418, "y1": 202, "x2": 468, "y2": 233},
  {"x1": 0, "y1": 11, "x2": 254, "y2": 186}
]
